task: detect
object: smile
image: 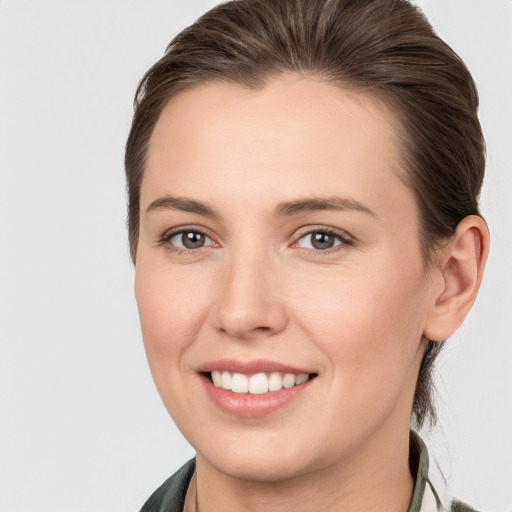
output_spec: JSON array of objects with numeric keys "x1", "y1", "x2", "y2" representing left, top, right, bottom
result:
[
  {"x1": 199, "y1": 360, "x2": 318, "y2": 418},
  {"x1": 210, "y1": 371, "x2": 311, "y2": 394}
]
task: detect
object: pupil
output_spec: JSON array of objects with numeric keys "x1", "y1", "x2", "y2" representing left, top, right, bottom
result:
[
  {"x1": 312, "y1": 232, "x2": 334, "y2": 250},
  {"x1": 182, "y1": 231, "x2": 205, "y2": 249}
]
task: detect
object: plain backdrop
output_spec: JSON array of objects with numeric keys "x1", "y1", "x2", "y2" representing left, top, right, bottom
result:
[{"x1": 0, "y1": 1, "x2": 511, "y2": 511}]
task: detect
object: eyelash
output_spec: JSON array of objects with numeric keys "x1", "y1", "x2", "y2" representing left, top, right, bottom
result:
[
  {"x1": 157, "y1": 226, "x2": 353, "y2": 255},
  {"x1": 157, "y1": 226, "x2": 217, "y2": 255},
  {"x1": 294, "y1": 227, "x2": 353, "y2": 254}
]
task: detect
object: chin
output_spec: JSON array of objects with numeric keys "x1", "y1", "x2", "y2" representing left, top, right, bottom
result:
[
  {"x1": 190, "y1": 419, "x2": 345, "y2": 484},
  {"x1": 200, "y1": 445, "x2": 315, "y2": 482}
]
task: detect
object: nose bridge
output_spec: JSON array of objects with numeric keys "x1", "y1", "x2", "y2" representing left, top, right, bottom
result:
[{"x1": 212, "y1": 241, "x2": 287, "y2": 339}]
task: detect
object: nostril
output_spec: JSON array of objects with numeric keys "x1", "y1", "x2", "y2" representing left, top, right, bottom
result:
[
  {"x1": 254, "y1": 326, "x2": 273, "y2": 333},
  {"x1": 217, "y1": 324, "x2": 280, "y2": 339}
]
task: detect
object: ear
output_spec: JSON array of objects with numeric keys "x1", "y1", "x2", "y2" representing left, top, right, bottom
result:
[{"x1": 423, "y1": 215, "x2": 489, "y2": 342}]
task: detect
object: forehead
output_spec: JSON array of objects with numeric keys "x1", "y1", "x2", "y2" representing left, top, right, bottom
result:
[
  {"x1": 143, "y1": 76, "x2": 409, "y2": 218},
  {"x1": 148, "y1": 76, "x2": 401, "y2": 161}
]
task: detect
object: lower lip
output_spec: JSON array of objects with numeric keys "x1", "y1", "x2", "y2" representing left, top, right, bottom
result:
[{"x1": 201, "y1": 375, "x2": 315, "y2": 418}]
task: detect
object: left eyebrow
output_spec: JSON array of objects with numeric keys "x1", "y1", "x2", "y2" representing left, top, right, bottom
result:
[{"x1": 273, "y1": 196, "x2": 377, "y2": 217}]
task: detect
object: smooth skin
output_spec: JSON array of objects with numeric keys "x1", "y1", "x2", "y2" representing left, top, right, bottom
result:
[{"x1": 135, "y1": 76, "x2": 488, "y2": 512}]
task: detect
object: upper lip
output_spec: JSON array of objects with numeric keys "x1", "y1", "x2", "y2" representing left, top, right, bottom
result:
[{"x1": 198, "y1": 358, "x2": 314, "y2": 375}]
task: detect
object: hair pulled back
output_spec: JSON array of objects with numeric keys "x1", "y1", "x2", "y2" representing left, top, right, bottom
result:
[{"x1": 125, "y1": 0, "x2": 485, "y2": 428}]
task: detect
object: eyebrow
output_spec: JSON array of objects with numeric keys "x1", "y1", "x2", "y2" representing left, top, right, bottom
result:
[
  {"x1": 273, "y1": 197, "x2": 376, "y2": 217},
  {"x1": 146, "y1": 195, "x2": 376, "y2": 218},
  {"x1": 146, "y1": 196, "x2": 220, "y2": 218}
]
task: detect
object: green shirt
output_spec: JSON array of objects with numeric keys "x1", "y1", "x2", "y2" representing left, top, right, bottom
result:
[{"x1": 140, "y1": 432, "x2": 478, "y2": 512}]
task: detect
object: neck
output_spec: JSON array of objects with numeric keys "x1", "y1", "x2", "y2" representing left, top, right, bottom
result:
[{"x1": 192, "y1": 424, "x2": 414, "y2": 512}]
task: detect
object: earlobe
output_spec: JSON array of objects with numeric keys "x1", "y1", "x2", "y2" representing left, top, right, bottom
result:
[{"x1": 423, "y1": 215, "x2": 489, "y2": 342}]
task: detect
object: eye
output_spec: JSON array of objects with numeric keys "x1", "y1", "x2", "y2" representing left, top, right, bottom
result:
[
  {"x1": 167, "y1": 230, "x2": 214, "y2": 250},
  {"x1": 296, "y1": 230, "x2": 350, "y2": 251}
]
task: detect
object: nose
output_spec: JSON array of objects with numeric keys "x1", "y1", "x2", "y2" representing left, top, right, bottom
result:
[{"x1": 211, "y1": 249, "x2": 288, "y2": 340}]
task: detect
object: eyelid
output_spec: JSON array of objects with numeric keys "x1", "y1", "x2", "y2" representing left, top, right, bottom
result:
[
  {"x1": 156, "y1": 224, "x2": 353, "y2": 253},
  {"x1": 157, "y1": 225, "x2": 219, "y2": 250},
  {"x1": 292, "y1": 225, "x2": 354, "y2": 250}
]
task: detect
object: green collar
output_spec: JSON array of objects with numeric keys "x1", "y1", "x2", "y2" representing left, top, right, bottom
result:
[{"x1": 409, "y1": 430, "x2": 441, "y2": 512}]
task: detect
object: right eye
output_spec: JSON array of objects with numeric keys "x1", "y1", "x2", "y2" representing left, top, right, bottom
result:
[{"x1": 163, "y1": 229, "x2": 215, "y2": 251}]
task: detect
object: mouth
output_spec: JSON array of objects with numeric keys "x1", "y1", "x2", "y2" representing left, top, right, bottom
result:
[
  {"x1": 198, "y1": 360, "x2": 318, "y2": 418},
  {"x1": 205, "y1": 370, "x2": 316, "y2": 395}
]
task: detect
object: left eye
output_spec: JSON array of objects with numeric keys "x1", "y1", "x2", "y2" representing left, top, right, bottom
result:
[
  {"x1": 296, "y1": 231, "x2": 346, "y2": 250},
  {"x1": 169, "y1": 230, "x2": 213, "y2": 250}
]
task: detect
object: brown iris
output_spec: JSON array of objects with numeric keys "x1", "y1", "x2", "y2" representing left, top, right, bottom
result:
[
  {"x1": 181, "y1": 231, "x2": 206, "y2": 249},
  {"x1": 310, "y1": 231, "x2": 336, "y2": 250}
]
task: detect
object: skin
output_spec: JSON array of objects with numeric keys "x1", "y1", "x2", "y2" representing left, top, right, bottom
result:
[{"x1": 134, "y1": 76, "x2": 488, "y2": 512}]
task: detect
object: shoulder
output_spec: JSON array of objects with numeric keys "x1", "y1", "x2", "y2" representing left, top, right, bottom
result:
[{"x1": 139, "y1": 459, "x2": 196, "y2": 512}]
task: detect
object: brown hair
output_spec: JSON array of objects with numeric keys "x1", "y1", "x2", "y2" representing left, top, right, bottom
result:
[{"x1": 125, "y1": 0, "x2": 485, "y2": 428}]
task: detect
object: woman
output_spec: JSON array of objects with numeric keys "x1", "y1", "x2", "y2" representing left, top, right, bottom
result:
[{"x1": 125, "y1": 1, "x2": 489, "y2": 510}]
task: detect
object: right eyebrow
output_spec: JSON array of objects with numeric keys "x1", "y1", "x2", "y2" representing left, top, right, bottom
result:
[{"x1": 145, "y1": 196, "x2": 221, "y2": 219}]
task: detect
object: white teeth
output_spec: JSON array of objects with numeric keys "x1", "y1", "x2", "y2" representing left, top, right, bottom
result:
[
  {"x1": 268, "y1": 372, "x2": 283, "y2": 391},
  {"x1": 211, "y1": 370, "x2": 312, "y2": 394},
  {"x1": 249, "y1": 373, "x2": 269, "y2": 394},
  {"x1": 221, "y1": 371, "x2": 232, "y2": 390},
  {"x1": 282, "y1": 373, "x2": 295, "y2": 389},
  {"x1": 295, "y1": 374, "x2": 309, "y2": 385},
  {"x1": 231, "y1": 373, "x2": 249, "y2": 393},
  {"x1": 211, "y1": 370, "x2": 222, "y2": 387}
]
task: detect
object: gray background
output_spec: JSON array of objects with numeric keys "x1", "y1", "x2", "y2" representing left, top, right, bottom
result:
[{"x1": 0, "y1": 1, "x2": 511, "y2": 511}]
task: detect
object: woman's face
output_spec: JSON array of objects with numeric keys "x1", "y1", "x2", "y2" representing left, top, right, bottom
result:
[{"x1": 135, "y1": 77, "x2": 436, "y2": 481}]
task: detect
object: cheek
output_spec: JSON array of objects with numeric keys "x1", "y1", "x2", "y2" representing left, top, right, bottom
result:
[
  {"x1": 134, "y1": 263, "x2": 207, "y2": 370},
  {"x1": 134, "y1": 261, "x2": 219, "y2": 434},
  {"x1": 292, "y1": 257, "x2": 428, "y2": 389}
]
